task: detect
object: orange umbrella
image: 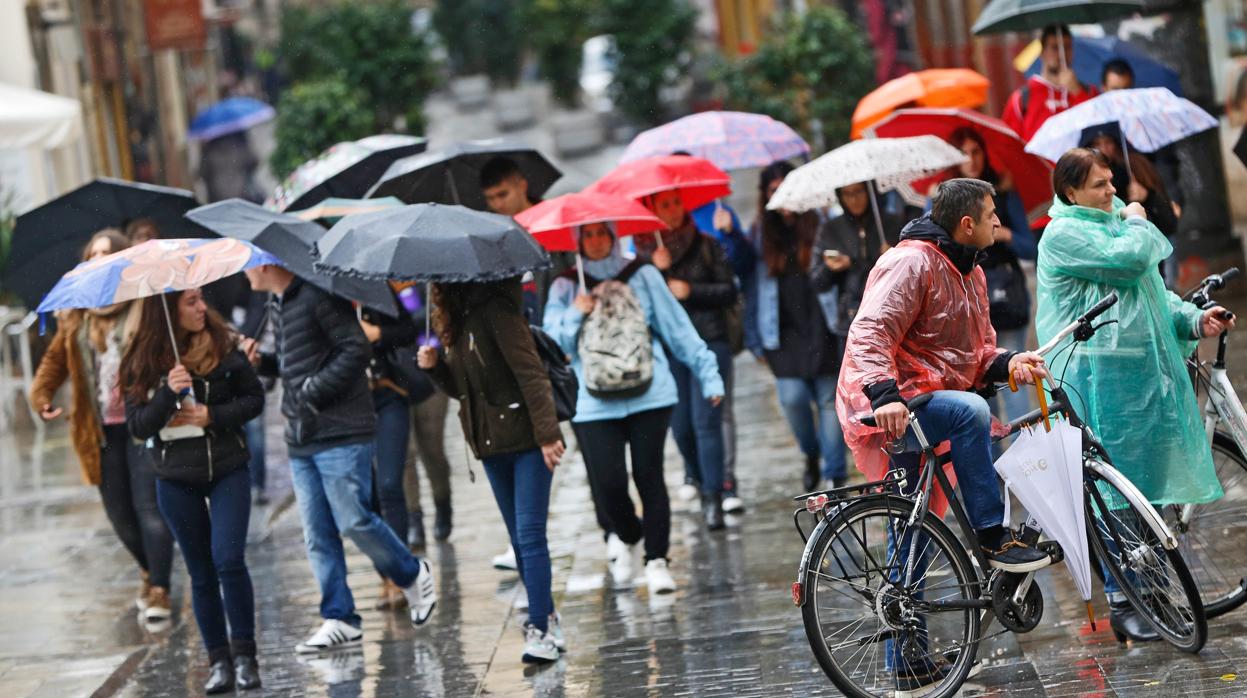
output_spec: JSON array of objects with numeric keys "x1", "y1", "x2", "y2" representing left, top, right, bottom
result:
[{"x1": 851, "y1": 69, "x2": 991, "y2": 138}]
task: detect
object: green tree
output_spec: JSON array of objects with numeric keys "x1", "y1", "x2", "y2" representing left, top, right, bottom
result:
[
  {"x1": 269, "y1": 80, "x2": 373, "y2": 180},
  {"x1": 521, "y1": 0, "x2": 594, "y2": 107},
  {"x1": 597, "y1": 0, "x2": 696, "y2": 125},
  {"x1": 433, "y1": 0, "x2": 523, "y2": 86},
  {"x1": 717, "y1": 6, "x2": 874, "y2": 149},
  {"x1": 281, "y1": 1, "x2": 437, "y2": 132}
]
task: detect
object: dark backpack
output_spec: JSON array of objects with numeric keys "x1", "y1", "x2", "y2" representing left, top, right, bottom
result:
[
  {"x1": 529, "y1": 325, "x2": 578, "y2": 422},
  {"x1": 983, "y1": 256, "x2": 1031, "y2": 331}
]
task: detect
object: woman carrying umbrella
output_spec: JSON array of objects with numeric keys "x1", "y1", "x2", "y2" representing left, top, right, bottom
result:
[
  {"x1": 1036, "y1": 147, "x2": 1232, "y2": 642},
  {"x1": 744, "y1": 162, "x2": 847, "y2": 494},
  {"x1": 121, "y1": 286, "x2": 265, "y2": 693},
  {"x1": 29, "y1": 229, "x2": 176, "y2": 624},
  {"x1": 545, "y1": 221, "x2": 723, "y2": 594}
]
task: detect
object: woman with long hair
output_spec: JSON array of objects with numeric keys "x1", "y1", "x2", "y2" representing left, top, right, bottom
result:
[
  {"x1": 747, "y1": 162, "x2": 847, "y2": 492},
  {"x1": 122, "y1": 288, "x2": 265, "y2": 693},
  {"x1": 418, "y1": 277, "x2": 567, "y2": 664},
  {"x1": 29, "y1": 229, "x2": 176, "y2": 623}
]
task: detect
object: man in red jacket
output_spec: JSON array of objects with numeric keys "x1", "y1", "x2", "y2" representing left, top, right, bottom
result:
[{"x1": 1002, "y1": 25, "x2": 1098, "y2": 140}]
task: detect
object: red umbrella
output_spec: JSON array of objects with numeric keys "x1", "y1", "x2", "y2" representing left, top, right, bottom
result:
[
  {"x1": 864, "y1": 108, "x2": 1053, "y2": 227},
  {"x1": 514, "y1": 192, "x2": 666, "y2": 252},
  {"x1": 586, "y1": 155, "x2": 731, "y2": 211}
]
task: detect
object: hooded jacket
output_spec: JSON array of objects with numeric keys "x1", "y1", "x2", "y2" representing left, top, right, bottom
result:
[
  {"x1": 810, "y1": 202, "x2": 906, "y2": 334},
  {"x1": 1037, "y1": 196, "x2": 1218, "y2": 505},
  {"x1": 835, "y1": 214, "x2": 1011, "y2": 494}
]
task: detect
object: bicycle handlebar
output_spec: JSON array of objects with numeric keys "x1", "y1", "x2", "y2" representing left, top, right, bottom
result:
[
  {"x1": 1035, "y1": 291, "x2": 1119, "y2": 357},
  {"x1": 1184, "y1": 267, "x2": 1239, "y2": 305}
]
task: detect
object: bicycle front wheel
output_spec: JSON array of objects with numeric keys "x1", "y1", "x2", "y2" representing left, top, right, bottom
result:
[
  {"x1": 800, "y1": 497, "x2": 981, "y2": 698},
  {"x1": 1166, "y1": 431, "x2": 1247, "y2": 618},
  {"x1": 1086, "y1": 460, "x2": 1207, "y2": 653}
]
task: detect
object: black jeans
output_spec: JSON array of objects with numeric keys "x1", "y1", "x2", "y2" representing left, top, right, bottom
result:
[
  {"x1": 574, "y1": 407, "x2": 674, "y2": 562},
  {"x1": 157, "y1": 467, "x2": 256, "y2": 662},
  {"x1": 99, "y1": 424, "x2": 175, "y2": 588}
]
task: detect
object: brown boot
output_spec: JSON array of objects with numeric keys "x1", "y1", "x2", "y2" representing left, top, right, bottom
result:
[
  {"x1": 375, "y1": 578, "x2": 408, "y2": 611},
  {"x1": 137, "y1": 569, "x2": 152, "y2": 611},
  {"x1": 144, "y1": 586, "x2": 171, "y2": 622}
]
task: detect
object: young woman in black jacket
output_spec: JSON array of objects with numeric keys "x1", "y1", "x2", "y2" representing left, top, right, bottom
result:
[{"x1": 123, "y1": 288, "x2": 264, "y2": 694}]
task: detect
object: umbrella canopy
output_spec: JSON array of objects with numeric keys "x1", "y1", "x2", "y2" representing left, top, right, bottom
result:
[
  {"x1": 37, "y1": 238, "x2": 278, "y2": 314},
  {"x1": 290, "y1": 197, "x2": 405, "y2": 226},
  {"x1": 266, "y1": 134, "x2": 427, "y2": 213},
  {"x1": 0, "y1": 83, "x2": 82, "y2": 149},
  {"x1": 514, "y1": 192, "x2": 666, "y2": 252},
  {"x1": 185, "y1": 199, "x2": 399, "y2": 316},
  {"x1": 7, "y1": 178, "x2": 210, "y2": 310},
  {"x1": 366, "y1": 140, "x2": 562, "y2": 208},
  {"x1": 1020, "y1": 35, "x2": 1182, "y2": 96},
  {"x1": 851, "y1": 69, "x2": 991, "y2": 139},
  {"x1": 864, "y1": 108, "x2": 1054, "y2": 225},
  {"x1": 313, "y1": 204, "x2": 551, "y2": 283},
  {"x1": 619, "y1": 111, "x2": 810, "y2": 170},
  {"x1": 972, "y1": 0, "x2": 1144, "y2": 35},
  {"x1": 188, "y1": 97, "x2": 275, "y2": 142},
  {"x1": 586, "y1": 155, "x2": 731, "y2": 211},
  {"x1": 767, "y1": 136, "x2": 968, "y2": 213},
  {"x1": 1025, "y1": 87, "x2": 1218, "y2": 161}
]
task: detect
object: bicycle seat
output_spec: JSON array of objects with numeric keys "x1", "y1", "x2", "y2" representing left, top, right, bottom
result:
[{"x1": 858, "y1": 393, "x2": 936, "y2": 427}]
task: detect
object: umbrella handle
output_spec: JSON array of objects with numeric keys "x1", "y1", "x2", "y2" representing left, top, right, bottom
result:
[
  {"x1": 867, "y1": 185, "x2": 889, "y2": 249},
  {"x1": 425, "y1": 282, "x2": 432, "y2": 345},
  {"x1": 1120, "y1": 132, "x2": 1135, "y2": 182},
  {"x1": 576, "y1": 254, "x2": 587, "y2": 295},
  {"x1": 160, "y1": 294, "x2": 184, "y2": 409}
]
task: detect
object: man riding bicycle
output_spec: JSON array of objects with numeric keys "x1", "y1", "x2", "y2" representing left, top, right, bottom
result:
[{"x1": 836, "y1": 178, "x2": 1051, "y2": 572}]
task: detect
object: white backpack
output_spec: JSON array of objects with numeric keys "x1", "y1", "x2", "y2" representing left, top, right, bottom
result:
[{"x1": 577, "y1": 261, "x2": 653, "y2": 399}]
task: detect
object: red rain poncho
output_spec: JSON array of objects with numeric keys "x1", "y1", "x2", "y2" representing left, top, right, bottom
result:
[{"x1": 836, "y1": 235, "x2": 1007, "y2": 510}]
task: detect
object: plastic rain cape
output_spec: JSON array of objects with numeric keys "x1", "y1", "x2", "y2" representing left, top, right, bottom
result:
[{"x1": 1036, "y1": 196, "x2": 1220, "y2": 505}]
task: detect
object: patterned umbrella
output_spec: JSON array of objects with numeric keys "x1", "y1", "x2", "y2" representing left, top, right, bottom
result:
[
  {"x1": 1025, "y1": 88, "x2": 1218, "y2": 162},
  {"x1": 864, "y1": 108, "x2": 1053, "y2": 226},
  {"x1": 266, "y1": 134, "x2": 427, "y2": 213},
  {"x1": 618, "y1": 111, "x2": 809, "y2": 170},
  {"x1": 188, "y1": 97, "x2": 275, "y2": 142}
]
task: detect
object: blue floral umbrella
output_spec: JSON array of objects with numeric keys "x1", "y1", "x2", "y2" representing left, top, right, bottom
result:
[{"x1": 189, "y1": 97, "x2": 275, "y2": 142}]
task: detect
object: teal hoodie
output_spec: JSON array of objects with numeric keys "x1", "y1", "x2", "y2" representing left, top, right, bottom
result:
[{"x1": 1036, "y1": 196, "x2": 1219, "y2": 504}]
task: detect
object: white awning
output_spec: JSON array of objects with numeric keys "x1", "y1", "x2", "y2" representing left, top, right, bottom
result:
[{"x1": 0, "y1": 83, "x2": 83, "y2": 150}]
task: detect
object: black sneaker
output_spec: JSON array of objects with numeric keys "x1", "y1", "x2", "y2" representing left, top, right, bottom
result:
[{"x1": 978, "y1": 527, "x2": 1051, "y2": 573}]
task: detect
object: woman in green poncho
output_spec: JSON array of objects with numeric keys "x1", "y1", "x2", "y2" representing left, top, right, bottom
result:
[{"x1": 1036, "y1": 147, "x2": 1236, "y2": 642}]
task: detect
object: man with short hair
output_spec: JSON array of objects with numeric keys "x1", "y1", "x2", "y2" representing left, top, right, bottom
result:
[
  {"x1": 1101, "y1": 58, "x2": 1135, "y2": 92},
  {"x1": 837, "y1": 178, "x2": 1052, "y2": 690},
  {"x1": 1003, "y1": 24, "x2": 1097, "y2": 140},
  {"x1": 242, "y1": 263, "x2": 437, "y2": 652},
  {"x1": 480, "y1": 157, "x2": 536, "y2": 218}
]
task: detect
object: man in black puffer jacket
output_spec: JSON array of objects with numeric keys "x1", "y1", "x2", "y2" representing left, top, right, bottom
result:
[{"x1": 243, "y1": 264, "x2": 438, "y2": 651}]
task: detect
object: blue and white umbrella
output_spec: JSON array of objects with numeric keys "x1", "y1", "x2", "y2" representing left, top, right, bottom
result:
[
  {"x1": 1025, "y1": 87, "x2": 1217, "y2": 162},
  {"x1": 189, "y1": 97, "x2": 276, "y2": 142}
]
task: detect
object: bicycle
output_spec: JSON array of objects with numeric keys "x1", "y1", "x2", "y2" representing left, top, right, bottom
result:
[
  {"x1": 1164, "y1": 267, "x2": 1247, "y2": 618},
  {"x1": 792, "y1": 293, "x2": 1206, "y2": 698}
]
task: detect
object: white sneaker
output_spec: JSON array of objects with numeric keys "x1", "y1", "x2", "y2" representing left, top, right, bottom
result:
[
  {"x1": 521, "y1": 623, "x2": 560, "y2": 664},
  {"x1": 645, "y1": 558, "x2": 676, "y2": 595},
  {"x1": 605, "y1": 533, "x2": 627, "y2": 562},
  {"x1": 548, "y1": 612, "x2": 566, "y2": 652},
  {"x1": 722, "y1": 494, "x2": 745, "y2": 514},
  {"x1": 295, "y1": 619, "x2": 363, "y2": 654},
  {"x1": 607, "y1": 535, "x2": 635, "y2": 586},
  {"x1": 676, "y1": 482, "x2": 699, "y2": 503},
  {"x1": 402, "y1": 558, "x2": 438, "y2": 625},
  {"x1": 492, "y1": 545, "x2": 518, "y2": 571}
]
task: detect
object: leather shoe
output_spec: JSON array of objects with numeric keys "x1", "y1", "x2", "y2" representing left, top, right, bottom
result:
[
  {"x1": 701, "y1": 493, "x2": 725, "y2": 531},
  {"x1": 433, "y1": 499, "x2": 453, "y2": 541},
  {"x1": 204, "y1": 658, "x2": 235, "y2": 694},
  {"x1": 1109, "y1": 601, "x2": 1160, "y2": 642},
  {"x1": 234, "y1": 655, "x2": 261, "y2": 690}
]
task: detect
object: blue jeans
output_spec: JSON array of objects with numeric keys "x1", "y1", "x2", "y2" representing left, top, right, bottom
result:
[
  {"x1": 669, "y1": 340, "x2": 731, "y2": 495},
  {"x1": 372, "y1": 388, "x2": 411, "y2": 540},
  {"x1": 245, "y1": 413, "x2": 266, "y2": 491},
  {"x1": 156, "y1": 468, "x2": 254, "y2": 660},
  {"x1": 290, "y1": 442, "x2": 422, "y2": 627},
  {"x1": 887, "y1": 390, "x2": 1006, "y2": 670},
  {"x1": 775, "y1": 376, "x2": 846, "y2": 480},
  {"x1": 483, "y1": 448, "x2": 554, "y2": 632}
]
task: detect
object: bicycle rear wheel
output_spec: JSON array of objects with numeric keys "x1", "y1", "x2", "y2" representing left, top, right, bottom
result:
[
  {"x1": 800, "y1": 497, "x2": 981, "y2": 698},
  {"x1": 1166, "y1": 431, "x2": 1247, "y2": 618},
  {"x1": 1086, "y1": 460, "x2": 1207, "y2": 653}
]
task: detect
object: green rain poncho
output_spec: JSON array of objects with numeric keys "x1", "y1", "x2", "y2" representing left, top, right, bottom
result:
[{"x1": 1036, "y1": 197, "x2": 1221, "y2": 505}]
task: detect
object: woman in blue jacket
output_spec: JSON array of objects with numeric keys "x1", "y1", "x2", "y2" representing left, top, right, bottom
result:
[{"x1": 544, "y1": 222, "x2": 723, "y2": 596}]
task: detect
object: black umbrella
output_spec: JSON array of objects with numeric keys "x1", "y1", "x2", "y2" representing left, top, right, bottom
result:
[
  {"x1": 266, "y1": 134, "x2": 427, "y2": 213},
  {"x1": 185, "y1": 199, "x2": 399, "y2": 317},
  {"x1": 5, "y1": 178, "x2": 211, "y2": 310},
  {"x1": 365, "y1": 140, "x2": 562, "y2": 209},
  {"x1": 313, "y1": 204, "x2": 551, "y2": 283}
]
